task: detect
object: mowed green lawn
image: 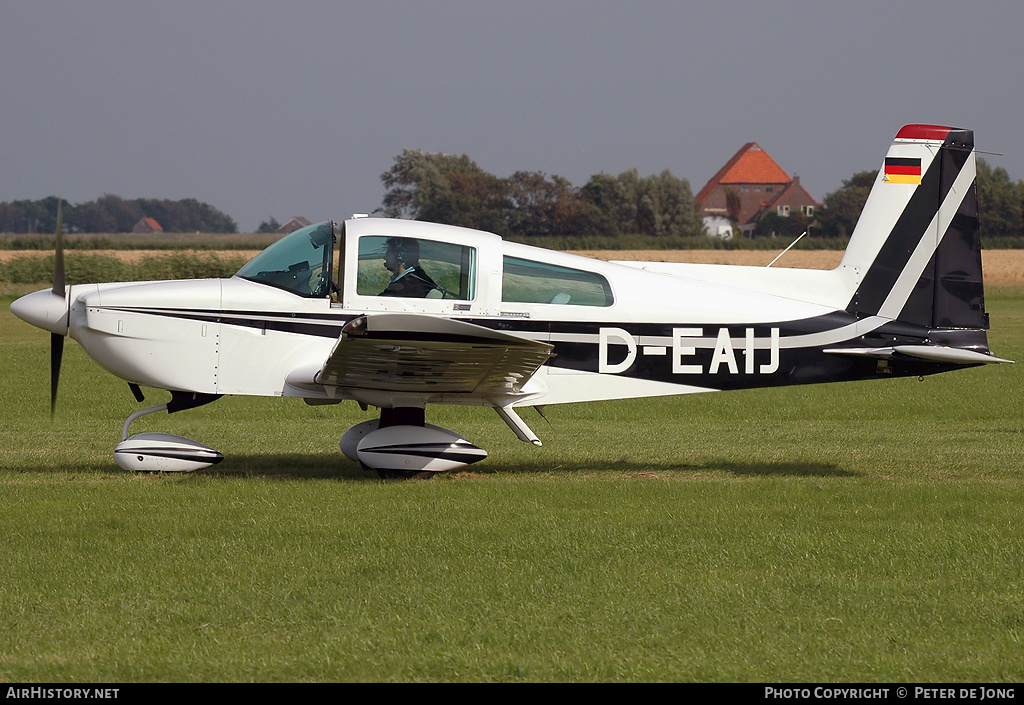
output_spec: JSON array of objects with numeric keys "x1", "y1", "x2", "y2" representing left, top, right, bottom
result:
[{"x1": 1, "y1": 290, "x2": 1022, "y2": 682}]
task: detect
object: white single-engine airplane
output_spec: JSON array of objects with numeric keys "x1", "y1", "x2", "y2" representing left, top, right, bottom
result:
[{"x1": 10, "y1": 124, "x2": 1012, "y2": 477}]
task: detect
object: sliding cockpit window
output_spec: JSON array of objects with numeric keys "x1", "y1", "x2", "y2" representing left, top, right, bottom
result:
[{"x1": 356, "y1": 235, "x2": 476, "y2": 300}]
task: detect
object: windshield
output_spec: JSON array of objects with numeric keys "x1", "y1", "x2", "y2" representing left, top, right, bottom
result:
[{"x1": 235, "y1": 221, "x2": 334, "y2": 297}]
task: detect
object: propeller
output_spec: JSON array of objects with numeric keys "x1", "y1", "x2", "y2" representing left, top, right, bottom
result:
[
  {"x1": 9, "y1": 198, "x2": 73, "y2": 417},
  {"x1": 50, "y1": 200, "x2": 66, "y2": 417},
  {"x1": 50, "y1": 333, "x2": 64, "y2": 417},
  {"x1": 52, "y1": 199, "x2": 65, "y2": 297}
]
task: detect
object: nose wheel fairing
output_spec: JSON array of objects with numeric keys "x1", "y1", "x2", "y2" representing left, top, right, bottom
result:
[
  {"x1": 114, "y1": 393, "x2": 225, "y2": 473},
  {"x1": 114, "y1": 432, "x2": 224, "y2": 472}
]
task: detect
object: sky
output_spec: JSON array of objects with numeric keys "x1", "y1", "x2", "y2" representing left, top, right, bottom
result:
[{"x1": 2, "y1": 0, "x2": 1023, "y2": 232}]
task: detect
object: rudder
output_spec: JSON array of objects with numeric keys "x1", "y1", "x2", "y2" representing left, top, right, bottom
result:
[{"x1": 841, "y1": 124, "x2": 985, "y2": 331}]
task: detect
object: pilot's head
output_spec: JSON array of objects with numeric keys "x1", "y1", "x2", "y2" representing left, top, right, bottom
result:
[{"x1": 383, "y1": 237, "x2": 420, "y2": 274}]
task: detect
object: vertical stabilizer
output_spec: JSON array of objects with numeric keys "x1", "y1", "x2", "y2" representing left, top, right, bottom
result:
[{"x1": 841, "y1": 125, "x2": 984, "y2": 330}]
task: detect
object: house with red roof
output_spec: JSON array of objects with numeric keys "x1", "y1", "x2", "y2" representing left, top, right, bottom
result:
[
  {"x1": 695, "y1": 143, "x2": 818, "y2": 238},
  {"x1": 278, "y1": 216, "x2": 311, "y2": 233},
  {"x1": 132, "y1": 217, "x2": 163, "y2": 233}
]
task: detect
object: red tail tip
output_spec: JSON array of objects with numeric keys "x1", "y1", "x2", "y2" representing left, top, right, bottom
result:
[{"x1": 896, "y1": 124, "x2": 953, "y2": 141}]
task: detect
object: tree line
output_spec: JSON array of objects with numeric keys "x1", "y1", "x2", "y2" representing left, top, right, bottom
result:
[
  {"x1": 4, "y1": 156, "x2": 1020, "y2": 242},
  {"x1": 378, "y1": 150, "x2": 1024, "y2": 242},
  {"x1": 842, "y1": 161, "x2": 1020, "y2": 240},
  {"x1": 0, "y1": 194, "x2": 237, "y2": 234},
  {"x1": 377, "y1": 148, "x2": 705, "y2": 240}
]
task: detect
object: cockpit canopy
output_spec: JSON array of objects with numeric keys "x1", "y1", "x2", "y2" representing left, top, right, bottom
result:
[
  {"x1": 235, "y1": 221, "x2": 334, "y2": 298},
  {"x1": 234, "y1": 217, "x2": 614, "y2": 311}
]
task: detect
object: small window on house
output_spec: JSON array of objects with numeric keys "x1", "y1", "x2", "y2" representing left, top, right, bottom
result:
[
  {"x1": 802, "y1": 205, "x2": 815, "y2": 216},
  {"x1": 778, "y1": 205, "x2": 790, "y2": 216},
  {"x1": 753, "y1": 187, "x2": 761, "y2": 193},
  {"x1": 502, "y1": 256, "x2": 613, "y2": 306}
]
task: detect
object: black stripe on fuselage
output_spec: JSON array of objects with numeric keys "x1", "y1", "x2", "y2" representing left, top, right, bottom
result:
[
  {"x1": 94, "y1": 304, "x2": 964, "y2": 391},
  {"x1": 101, "y1": 305, "x2": 867, "y2": 346},
  {"x1": 473, "y1": 312, "x2": 955, "y2": 391}
]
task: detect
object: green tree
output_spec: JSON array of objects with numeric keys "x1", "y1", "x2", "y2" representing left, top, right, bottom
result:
[
  {"x1": 754, "y1": 210, "x2": 810, "y2": 239},
  {"x1": 504, "y1": 171, "x2": 584, "y2": 237},
  {"x1": 977, "y1": 158, "x2": 1024, "y2": 239},
  {"x1": 257, "y1": 217, "x2": 282, "y2": 233},
  {"x1": 0, "y1": 198, "x2": 57, "y2": 233},
  {"x1": 636, "y1": 170, "x2": 704, "y2": 238},
  {"x1": 578, "y1": 172, "x2": 631, "y2": 237},
  {"x1": 379, "y1": 151, "x2": 699, "y2": 240},
  {"x1": 612, "y1": 168, "x2": 642, "y2": 233},
  {"x1": 154, "y1": 197, "x2": 236, "y2": 232},
  {"x1": 378, "y1": 149, "x2": 508, "y2": 232},
  {"x1": 816, "y1": 170, "x2": 877, "y2": 238},
  {"x1": 724, "y1": 188, "x2": 742, "y2": 233},
  {"x1": 579, "y1": 168, "x2": 704, "y2": 238},
  {"x1": 77, "y1": 194, "x2": 143, "y2": 232},
  {"x1": 0, "y1": 195, "x2": 237, "y2": 233},
  {"x1": 816, "y1": 161, "x2": 1024, "y2": 242}
]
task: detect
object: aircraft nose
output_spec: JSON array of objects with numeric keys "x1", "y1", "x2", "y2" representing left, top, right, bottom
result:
[{"x1": 10, "y1": 288, "x2": 70, "y2": 336}]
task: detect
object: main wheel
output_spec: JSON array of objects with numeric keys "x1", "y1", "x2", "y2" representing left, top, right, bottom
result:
[{"x1": 375, "y1": 469, "x2": 435, "y2": 480}]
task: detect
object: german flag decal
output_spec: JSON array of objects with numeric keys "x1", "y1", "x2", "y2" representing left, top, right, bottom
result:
[{"x1": 884, "y1": 156, "x2": 922, "y2": 184}]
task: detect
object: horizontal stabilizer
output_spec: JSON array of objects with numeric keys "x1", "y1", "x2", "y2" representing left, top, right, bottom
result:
[
  {"x1": 824, "y1": 346, "x2": 1012, "y2": 365},
  {"x1": 822, "y1": 347, "x2": 897, "y2": 359},
  {"x1": 893, "y1": 345, "x2": 1012, "y2": 365}
]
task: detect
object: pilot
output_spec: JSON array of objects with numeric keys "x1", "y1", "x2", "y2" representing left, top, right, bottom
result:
[{"x1": 380, "y1": 237, "x2": 439, "y2": 297}]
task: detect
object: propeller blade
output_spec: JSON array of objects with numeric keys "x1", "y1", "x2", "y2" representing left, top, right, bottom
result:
[
  {"x1": 52, "y1": 199, "x2": 65, "y2": 296},
  {"x1": 50, "y1": 333, "x2": 64, "y2": 418},
  {"x1": 51, "y1": 200, "x2": 67, "y2": 417}
]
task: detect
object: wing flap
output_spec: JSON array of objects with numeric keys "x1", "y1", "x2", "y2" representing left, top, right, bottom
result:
[{"x1": 315, "y1": 313, "x2": 554, "y2": 396}]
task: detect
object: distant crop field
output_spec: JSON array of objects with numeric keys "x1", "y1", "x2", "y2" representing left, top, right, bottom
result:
[
  {"x1": 573, "y1": 250, "x2": 1024, "y2": 288},
  {"x1": 0, "y1": 249, "x2": 263, "y2": 264},
  {"x1": 0, "y1": 231, "x2": 278, "y2": 249}
]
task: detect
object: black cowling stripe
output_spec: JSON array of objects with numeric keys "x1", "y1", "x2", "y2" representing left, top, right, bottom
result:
[{"x1": 99, "y1": 306, "x2": 350, "y2": 339}]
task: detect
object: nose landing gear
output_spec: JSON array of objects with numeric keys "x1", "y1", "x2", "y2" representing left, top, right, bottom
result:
[{"x1": 113, "y1": 392, "x2": 224, "y2": 472}]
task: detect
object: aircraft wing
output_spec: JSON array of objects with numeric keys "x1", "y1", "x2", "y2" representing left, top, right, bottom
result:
[{"x1": 314, "y1": 313, "x2": 554, "y2": 398}]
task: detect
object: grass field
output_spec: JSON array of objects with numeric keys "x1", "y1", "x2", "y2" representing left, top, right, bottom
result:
[{"x1": 1, "y1": 270, "x2": 1023, "y2": 681}]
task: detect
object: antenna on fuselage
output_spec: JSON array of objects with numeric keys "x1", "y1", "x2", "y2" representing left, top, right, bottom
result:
[{"x1": 766, "y1": 230, "x2": 808, "y2": 268}]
